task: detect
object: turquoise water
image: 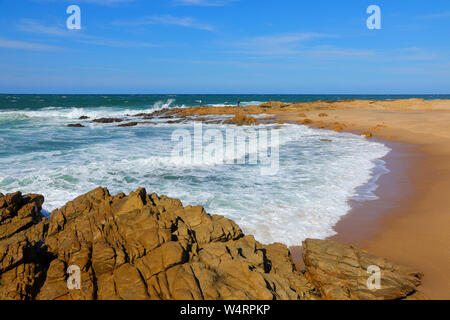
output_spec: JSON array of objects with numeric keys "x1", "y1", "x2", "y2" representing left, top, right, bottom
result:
[
  {"x1": 0, "y1": 94, "x2": 448, "y2": 111},
  {"x1": 1, "y1": 94, "x2": 436, "y2": 245}
]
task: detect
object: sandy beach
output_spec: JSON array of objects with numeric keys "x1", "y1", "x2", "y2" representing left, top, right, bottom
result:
[{"x1": 273, "y1": 99, "x2": 450, "y2": 299}]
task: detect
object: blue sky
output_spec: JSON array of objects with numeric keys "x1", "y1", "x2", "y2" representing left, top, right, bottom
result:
[{"x1": 0, "y1": 0, "x2": 449, "y2": 93}]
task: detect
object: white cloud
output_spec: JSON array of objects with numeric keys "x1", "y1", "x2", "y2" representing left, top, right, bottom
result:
[
  {"x1": 76, "y1": 39, "x2": 160, "y2": 48},
  {"x1": 420, "y1": 11, "x2": 450, "y2": 19},
  {"x1": 0, "y1": 38, "x2": 64, "y2": 51},
  {"x1": 34, "y1": 0, "x2": 136, "y2": 6},
  {"x1": 232, "y1": 32, "x2": 331, "y2": 55},
  {"x1": 17, "y1": 19, "x2": 72, "y2": 36},
  {"x1": 114, "y1": 14, "x2": 215, "y2": 31},
  {"x1": 174, "y1": 0, "x2": 236, "y2": 6}
]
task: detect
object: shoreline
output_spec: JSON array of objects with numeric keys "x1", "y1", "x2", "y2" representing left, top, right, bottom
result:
[
  {"x1": 169, "y1": 98, "x2": 450, "y2": 299},
  {"x1": 2, "y1": 97, "x2": 449, "y2": 299},
  {"x1": 275, "y1": 102, "x2": 450, "y2": 299}
]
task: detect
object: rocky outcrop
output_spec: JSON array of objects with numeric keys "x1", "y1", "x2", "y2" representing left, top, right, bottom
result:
[
  {"x1": 0, "y1": 192, "x2": 49, "y2": 300},
  {"x1": 302, "y1": 239, "x2": 424, "y2": 300},
  {"x1": 0, "y1": 189, "x2": 424, "y2": 300},
  {"x1": 92, "y1": 118, "x2": 123, "y2": 123},
  {"x1": 67, "y1": 123, "x2": 85, "y2": 128},
  {"x1": 118, "y1": 122, "x2": 138, "y2": 127},
  {"x1": 224, "y1": 114, "x2": 258, "y2": 126}
]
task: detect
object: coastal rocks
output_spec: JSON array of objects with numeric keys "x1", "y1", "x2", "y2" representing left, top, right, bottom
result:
[
  {"x1": 32, "y1": 188, "x2": 317, "y2": 300},
  {"x1": 0, "y1": 192, "x2": 48, "y2": 300},
  {"x1": 259, "y1": 101, "x2": 288, "y2": 108},
  {"x1": 92, "y1": 118, "x2": 123, "y2": 123},
  {"x1": 67, "y1": 123, "x2": 84, "y2": 127},
  {"x1": 224, "y1": 114, "x2": 258, "y2": 126},
  {"x1": 302, "y1": 239, "x2": 423, "y2": 300},
  {"x1": 360, "y1": 131, "x2": 373, "y2": 138},
  {"x1": 79, "y1": 116, "x2": 89, "y2": 120},
  {"x1": 0, "y1": 189, "x2": 425, "y2": 300},
  {"x1": 118, "y1": 122, "x2": 138, "y2": 127}
]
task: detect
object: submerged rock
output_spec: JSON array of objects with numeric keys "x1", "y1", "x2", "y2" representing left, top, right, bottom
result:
[
  {"x1": 67, "y1": 123, "x2": 84, "y2": 127},
  {"x1": 0, "y1": 189, "x2": 425, "y2": 300},
  {"x1": 118, "y1": 122, "x2": 138, "y2": 127},
  {"x1": 92, "y1": 118, "x2": 123, "y2": 123}
]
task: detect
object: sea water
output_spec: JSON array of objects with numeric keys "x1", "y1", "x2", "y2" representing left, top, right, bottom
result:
[{"x1": 1, "y1": 94, "x2": 442, "y2": 246}]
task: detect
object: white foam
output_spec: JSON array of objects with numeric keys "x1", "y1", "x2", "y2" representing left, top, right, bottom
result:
[{"x1": 0, "y1": 122, "x2": 390, "y2": 246}]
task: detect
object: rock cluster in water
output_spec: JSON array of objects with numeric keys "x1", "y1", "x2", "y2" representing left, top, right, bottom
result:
[{"x1": 0, "y1": 188, "x2": 424, "y2": 300}]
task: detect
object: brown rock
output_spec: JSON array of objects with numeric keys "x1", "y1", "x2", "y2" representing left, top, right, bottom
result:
[
  {"x1": 0, "y1": 189, "x2": 426, "y2": 301},
  {"x1": 360, "y1": 131, "x2": 373, "y2": 138},
  {"x1": 300, "y1": 119, "x2": 313, "y2": 125},
  {"x1": 0, "y1": 192, "x2": 48, "y2": 300},
  {"x1": 35, "y1": 187, "x2": 315, "y2": 300},
  {"x1": 224, "y1": 114, "x2": 258, "y2": 126},
  {"x1": 118, "y1": 122, "x2": 138, "y2": 127},
  {"x1": 67, "y1": 123, "x2": 84, "y2": 127},
  {"x1": 318, "y1": 113, "x2": 328, "y2": 117},
  {"x1": 302, "y1": 239, "x2": 424, "y2": 300},
  {"x1": 79, "y1": 116, "x2": 89, "y2": 120},
  {"x1": 92, "y1": 118, "x2": 123, "y2": 123}
]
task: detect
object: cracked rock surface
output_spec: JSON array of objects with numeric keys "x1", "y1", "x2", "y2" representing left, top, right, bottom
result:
[{"x1": 0, "y1": 188, "x2": 423, "y2": 300}]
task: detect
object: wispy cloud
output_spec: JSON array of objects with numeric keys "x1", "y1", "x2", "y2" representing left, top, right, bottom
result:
[
  {"x1": 76, "y1": 39, "x2": 160, "y2": 48},
  {"x1": 174, "y1": 0, "x2": 236, "y2": 6},
  {"x1": 113, "y1": 14, "x2": 215, "y2": 31},
  {"x1": 420, "y1": 11, "x2": 450, "y2": 20},
  {"x1": 232, "y1": 32, "x2": 332, "y2": 55},
  {"x1": 0, "y1": 38, "x2": 64, "y2": 51},
  {"x1": 16, "y1": 19, "x2": 160, "y2": 48},
  {"x1": 17, "y1": 19, "x2": 73, "y2": 36},
  {"x1": 34, "y1": 0, "x2": 136, "y2": 6}
]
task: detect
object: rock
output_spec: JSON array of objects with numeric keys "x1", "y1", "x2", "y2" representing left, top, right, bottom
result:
[
  {"x1": 10, "y1": 187, "x2": 315, "y2": 300},
  {"x1": 299, "y1": 119, "x2": 313, "y2": 125},
  {"x1": 0, "y1": 192, "x2": 49, "y2": 300},
  {"x1": 67, "y1": 123, "x2": 84, "y2": 127},
  {"x1": 302, "y1": 239, "x2": 424, "y2": 300},
  {"x1": 79, "y1": 116, "x2": 89, "y2": 120},
  {"x1": 92, "y1": 118, "x2": 123, "y2": 123},
  {"x1": 118, "y1": 122, "x2": 138, "y2": 127},
  {"x1": 318, "y1": 113, "x2": 328, "y2": 117},
  {"x1": 258, "y1": 101, "x2": 288, "y2": 108},
  {"x1": 0, "y1": 189, "x2": 425, "y2": 300},
  {"x1": 360, "y1": 131, "x2": 373, "y2": 138},
  {"x1": 224, "y1": 114, "x2": 258, "y2": 126},
  {"x1": 297, "y1": 113, "x2": 307, "y2": 118},
  {"x1": 320, "y1": 139, "x2": 332, "y2": 142}
]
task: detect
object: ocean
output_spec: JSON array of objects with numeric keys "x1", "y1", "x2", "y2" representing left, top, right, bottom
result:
[{"x1": 1, "y1": 94, "x2": 446, "y2": 246}]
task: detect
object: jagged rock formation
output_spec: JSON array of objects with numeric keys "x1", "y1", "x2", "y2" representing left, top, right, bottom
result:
[
  {"x1": 223, "y1": 114, "x2": 258, "y2": 126},
  {"x1": 0, "y1": 192, "x2": 49, "y2": 299},
  {"x1": 302, "y1": 239, "x2": 424, "y2": 300},
  {"x1": 0, "y1": 188, "x2": 424, "y2": 300}
]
